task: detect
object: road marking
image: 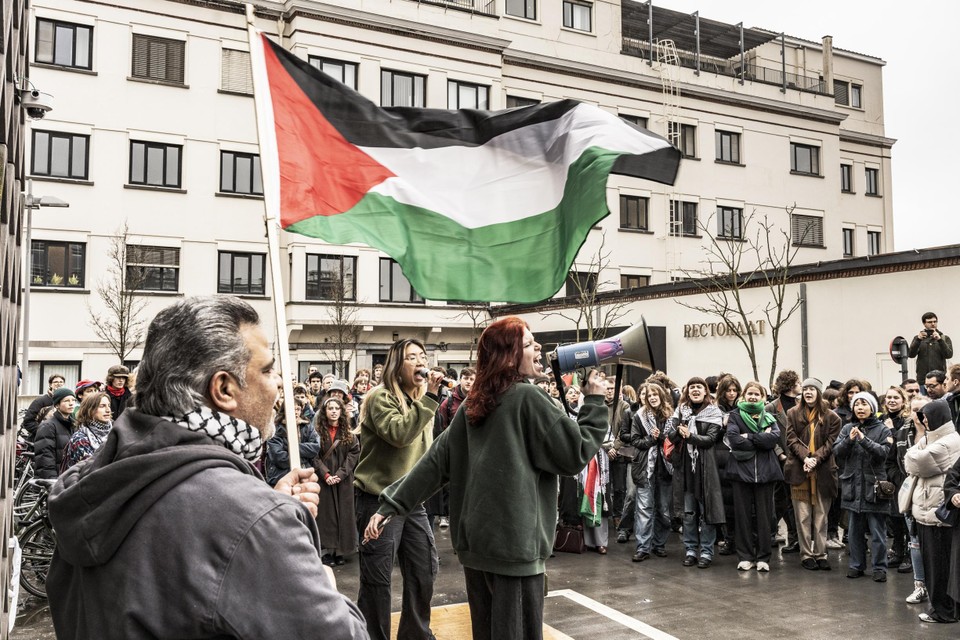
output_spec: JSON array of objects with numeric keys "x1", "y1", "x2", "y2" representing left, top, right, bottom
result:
[{"x1": 547, "y1": 588, "x2": 680, "y2": 640}]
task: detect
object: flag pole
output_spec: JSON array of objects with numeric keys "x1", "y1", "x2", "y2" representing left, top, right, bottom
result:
[{"x1": 246, "y1": 4, "x2": 301, "y2": 470}]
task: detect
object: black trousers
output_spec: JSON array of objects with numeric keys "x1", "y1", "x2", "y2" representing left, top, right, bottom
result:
[
  {"x1": 732, "y1": 481, "x2": 776, "y2": 562},
  {"x1": 610, "y1": 460, "x2": 628, "y2": 519},
  {"x1": 463, "y1": 567, "x2": 545, "y2": 640},
  {"x1": 889, "y1": 513, "x2": 908, "y2": 558},
  {"x1": 918, "y1": 524, "x2": 959, "y2": 622},
  {"x1": 774, "y1": 479, "x2": 797, "y2": 543}
]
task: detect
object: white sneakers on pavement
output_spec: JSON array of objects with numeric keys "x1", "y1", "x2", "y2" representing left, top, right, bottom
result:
[
  {"x1": 737, "y1": 561, "x2": 755, "y2": 571},
  {"x1": 756, "y1": 562, "x2": 770, "y2": 572}
]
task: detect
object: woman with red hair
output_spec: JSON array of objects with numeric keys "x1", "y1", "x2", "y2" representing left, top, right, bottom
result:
[{"x1": 363, "y1": 317, "x2": 608, "y2": 640}]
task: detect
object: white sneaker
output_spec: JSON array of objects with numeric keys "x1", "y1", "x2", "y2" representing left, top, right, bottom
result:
[
  {"x1": 439, "y1": 517, "x2": 449, "y2": 529},
  {"x1": 756, "y1": 562, "x2": 770, "y2": 572},
  {"x1": 906, "y1": 585, "x2": 928, "y2": 604},
  {"x1": 737, "y1": 561, "x2": 755, "y2": 571},
  {"x1": 826, "y1": 536, "x2": 844, "y2": 550}
]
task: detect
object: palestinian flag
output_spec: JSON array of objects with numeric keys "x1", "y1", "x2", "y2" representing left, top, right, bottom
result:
[{"x1": 249, "y1": 32, "x2": 681, "y2": 303}]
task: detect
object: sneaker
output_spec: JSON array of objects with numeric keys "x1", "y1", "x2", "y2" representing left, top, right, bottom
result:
[
  {"x1": 817, "y1": 559, "x2": 832, "y2": 571},
  {"x1": 737, "y1": 560, "x2": 755, "y2": 571},
  {"x1": 801, "y1": 558, "x2": 819, "y2": 571},
  {"x1": 906, "y1": 584, "x2": 928, "y2": 604},
  {"x1": 897, "y1": 559, "x2": 913, "y2": 574},
  {"x1": 918, "y1": 612, "x2": 955, "y2": 623},
  {"x1": 756, "y1": 561, "x2": 770, "y2": 572},
  {"x1": 847, "y1": 568, "x2": 864, "y2": 579},
  {"x1": 617, "y1": 530, "x2": 629, "y2": 544},
  {"x1": 872, "y1": 570, "x2": 887, "y2": 582},
  {"x1": 439, "y1": 517, "x2": 449, "y2": 529},
  {"x1": 826, "y1": 536, "x2": 844, "y2": 550},
  {"x1": 632, "y1": 552, "x2": 650, "y2": 562}
]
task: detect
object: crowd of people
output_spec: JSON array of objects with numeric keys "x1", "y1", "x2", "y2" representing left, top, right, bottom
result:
[{"x1": 23, "y1": 301, "x2": 960, "y2": 638}]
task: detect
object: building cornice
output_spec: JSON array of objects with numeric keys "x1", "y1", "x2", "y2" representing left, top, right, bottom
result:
[
  {"x1": 503, "y1": 51, "x2": 848, "y2": 126},
  {"x1": 839, "y1": 129, "x2": 897, "y2": 149}
]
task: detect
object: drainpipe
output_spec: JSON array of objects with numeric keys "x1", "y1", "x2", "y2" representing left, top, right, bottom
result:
[
  {"x1": 800, "y1": 283, "x2": 809, "y2": 379},
  {"x1": 821, "y1": 35, "x2": 834, "y2": 95}
]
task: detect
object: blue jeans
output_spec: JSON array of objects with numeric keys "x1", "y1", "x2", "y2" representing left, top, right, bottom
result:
[
  {"x1": 634, "y1": 476, "x2": 672, "y2": 554},
  {"x1": 904, "y1": 514, "x2": 925, "y2": 582},
  {"x1": 681, "y1": 491, "x2": 716, "y2": 559},
  {"x1": 846, "y1": 510, "x2": 887, "y2": 573}
]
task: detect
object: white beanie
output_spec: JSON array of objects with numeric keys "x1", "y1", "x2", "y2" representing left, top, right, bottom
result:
[{"x1": 851, "y1": 391, "x2": 878, "y2": 415}]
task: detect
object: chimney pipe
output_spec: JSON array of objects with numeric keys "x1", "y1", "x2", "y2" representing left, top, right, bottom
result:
[{"x1": 822, "y1": 35, "x2": 834, "y2": 95}]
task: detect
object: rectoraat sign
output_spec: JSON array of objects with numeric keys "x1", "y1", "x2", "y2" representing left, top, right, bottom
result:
[{"x1": 683, "y1": 320, "x2": 766, "y2": 338}]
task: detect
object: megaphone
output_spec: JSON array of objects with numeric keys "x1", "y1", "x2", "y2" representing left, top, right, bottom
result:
[{"x1": 551, "y1": 318, "x2": 657, "y2": 373}]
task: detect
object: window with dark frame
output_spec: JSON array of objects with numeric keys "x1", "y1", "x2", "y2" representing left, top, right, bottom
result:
[
  {"x1": 851, "y1": 84, "x2": 862, "y2": 108},
  {"x1": 381, "y1": 70, "x2": 426, "y2": 107},
  {"x1": 35, "y1": 18, "x2": 92, "y2": 69},
  {"x1": 867, "y1": 230, "x2": 881, "y2": 256},
  {"x1": 220, "y1": 151, "x2": 262, "y2": 195},
  {"x1": 669, "y1": 122, "x2": 697, "y2": 158},
  {"x1": 865, "y1": 167, "x2": 879, "y2": 195},
  {"x1": 306, "y1": 254, "x2": 357, "y2": 301},
  {"x1": 380, "y1": 258, "x2": 423, "y2": 303},
  {"x1": 130, "y1": 141, "x2": 181, "y2": 188},
  {"x1": 670, "y1": 200, "x2": 698, "y2": 237},
  {"x1": 562, "y1": 1, "x2": 592, "y2": 31},
  {"x1": 126, "y1": 245, "x2": 180, "y2": 292},
  {"x1": 31, "y1": 130, "x2": 89, "y2": 179},
  {"x1": 715, "y1": 130, "x2": 741, "y2": 164},
  {"x1": 565, "y1": 271, "x2": 597, "y2": 297},
  {"x1": 505, "y1": 0, "x2": 536, "y2": 19},
  {"x1": 619, "y1": 195, "x2": 649, "y2": 231},
  {"x1": 791, "y1": 214, "x2": 824, "y2": 247},
  {"x1": 30, "y1": 240, "x2": 85, "y2": 288},
  {"x1": 131, "y1": 34, "x2": 185, "y2": 84},
  {"x1": 717, "y1": 206, "x2": 744, "y2": 239},
  {"x1": 308, "y1": 57, "x2": 358, "y2": 90},
  {"x1": 29, "y1": 361, "x2": 81, "y2": 395},
  {"x1": 840, "y1": 164, "x2": 853, "y2": 193},
  {"x1": 448, "y1": 80, "x2": 489, "y2": 109},
  {"x1": 620, "y1": 274, "x2": 650, "y2": 290},
  {"x1": 506, "y1": 95, "x2": 540, "y2": 108},
  {"x1": 218, "y1": 251, "x2": 266, "y2": 295},
  {"x1": 842, "y1": 228, "x2": 854, "y2": 257},
  {"x1": 619, "y1": 114, "x2": 649, "y2": 129},
  {"x1": 790, "y1": 142, "x2": 820, "y2": 176}
]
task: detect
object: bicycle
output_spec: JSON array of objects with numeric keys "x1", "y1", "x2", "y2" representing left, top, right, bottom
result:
[{"x1": 16, "y1": 478, "x2": 57, "y2": 598}]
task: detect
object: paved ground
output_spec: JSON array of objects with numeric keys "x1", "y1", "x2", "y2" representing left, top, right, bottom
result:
[{"x1": 12, "y1": 525, "x2": 960, "y2": 639}]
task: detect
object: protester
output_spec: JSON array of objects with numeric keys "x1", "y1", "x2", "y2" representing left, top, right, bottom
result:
[
  {"x1": 313, "y1": 396, "x2": 360, "y2": 567},
  {"x1": 613, "y1": 384, "x2": 640, "y2": 543},
  {"x1": 881, "y1": 386, "x2": 911, "y2": 568},
  {"x1": 64, "y1": 392, "x2": 113, "y2": 469},
  {"x1": 925, "y1": 370, "x2": 947, "y2": 400},
  {"x1": 104, "y1": 365, "x2": 133, "y2": 419},
  {"x1": 714, "y1": 374, "x2": 742, "y2": 555},
  {"x1": 21, "y1": 373, "x2": 65, "y2": 440},
  {"x1": 765, "y1": 370, "x2": 800, "y2": 553},
  {"x1": 944, "y1": 455, "x2": 960, "y2": 614},
  {"x1": 908, "y1": 312, "x2": 953, "y2": 385},
  {"x1": 364, "y1": 317, "x2": 607, "y2": 640},
  {"x1": 630, "y1": 382, "x2": 674, "y2": 561},
  {"x1": 265, "y1": 397, "x2": 321, "y2": 487},
  {"x1": 46, "y1": 296, "x2": 365, "y2": 639},
  {"x1": 899, "y1": 396, "x2": 930, "y2": 603},
  {"x1": 34, "y1": 387, "x2": 77, "y2": 478}
]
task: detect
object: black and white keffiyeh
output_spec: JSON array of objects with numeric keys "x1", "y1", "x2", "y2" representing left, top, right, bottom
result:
[{"x1": 165, "y1": 405, "x2": 263, "y2": 462}]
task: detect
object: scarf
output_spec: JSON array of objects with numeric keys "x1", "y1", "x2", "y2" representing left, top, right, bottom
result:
[
  {"x1": 791, "y1": 410, "x2": 819, "y2": 504},
  {"x1": 164, "y1": 405, "x2": 263, "y2": 462},
  {"x1": 106, "y1": 385, "x2": 126, "y2": 398},
  {"x1": 640, "y1": 410, "x2": 674, "y2": 475},
  {"x1": 737, "y1": 401, "x2": 776, "y2": 434},
  {"x1": 65, "y1": 420, "x2": 113, "y2": 470},
  {"x1": 577, "y1": 449, "x2": 610, "y2": 526},
  {"x1": 81, "y1": 420, "x2": 112, "y2": 450}
]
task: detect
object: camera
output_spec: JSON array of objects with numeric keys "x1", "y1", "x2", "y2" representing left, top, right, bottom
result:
[
  {"x1": 18, "y1": 89, "x2": 53, "y2": 120},
  {"x1": 925, "y1": 328, "x2": 935, "y2": 337}
]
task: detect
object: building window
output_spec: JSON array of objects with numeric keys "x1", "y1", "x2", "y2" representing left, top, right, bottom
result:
[
  {"x1": 28, "y1": 361, "x2": 80, "y2": 395},
  {"x1": 126, "y1": 245, "x2": 180, "y2": 292},
  {"x1": 220, "y1": 151, "x2": 262, "y2": 195},
  {"x1": 505, "y1": 0, "x2": 536, "y2": 19},
  {"x1": 565, "y1": 271, "x2": 597, "y2": 296},
  {"x1": 865, "y1": 168, "x2": 879, "y2": 196},
  {"x1": 620, "y1": 274, "x2": 650, "y2": 290},
  {"x1": 298, "y1": 361, "x2": 350, "y2": 382},
  {"x1": 381, "y1": 70, "x2": 426, "y2": 107},
  {"x1": 670, "y1": 201, "x2": 698, "y2": 237},
  {"x1": 506, "y1": 95, "x2": 540, "y2": 109},
  {"x1": 842, "y1": 228, "x2": 854, "y2": 257},
  {"x1": 715, "y1": 130, "x2": 741, "y2": 164},
  {"x1": 669, "y1": 122, "x2": 697, "y2": 158},
  {"x1": 791, "y1": 215, "x2": 824, "y2": 247},
  {"x1": 35, "y1": 18, "x2": 92, "y2": 69},
  {"x1": 867, "y1": 231, "x2": 881, "y2": 256},
  {"x1": 31, "y1": 130, "x2": 88, "y2": 179},
  {"x1": 309, "y1": 57, "x2": 358, "y2": 90},
  {"x1": 851, "y1": 84, "x2": 863, "y2": 108},
  {"x1": 131, "y1": 34, "x2": 185, "y2": 84},
  {"x1": 619, "y1": 195, "x2": 649, "y2": 231},
  {"x1": 620, "y1": 114, "x2": 649, "y2": 129},
  {"x1": 31, "y1": 241, "x2": 85, "y2": 288},
  {"x1": 221, "y1": 49, "x2": 253, "y2": 94},
  {"x1": 448, "y1": 80, "x2": 489, "y2": 109},
  {"x1": 218, "y1": 251, "x2": 265, "y2": 295},
  {"x1": 306, "y1": 254, "x2": 357, "y2": 301},
  {"x1": 562, "y1": 1, "x2": 592, "y2": 31},
  {"x1": 834, "y1": 79, "x2": 863, "y2": 108},
  {"x1": 717, "y1": 206, "x2": 744, "y2": 239},
  {"x1": 380, "y1": 258, "x2": 423, "y2": 303},
  {"x1": 790, "y1": 143, "x2": 820, "y2": 176},
  {"x1": 840, "y1": 164, "x2": 853, "y2": 193},
  {"x1": 130, "y1": 141, "x2": 181, "y2": 188}
]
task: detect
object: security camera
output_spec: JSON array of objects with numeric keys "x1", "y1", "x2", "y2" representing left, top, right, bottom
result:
[{"x1": 17, "y1": 89, "x2": 53, "y2": 120}]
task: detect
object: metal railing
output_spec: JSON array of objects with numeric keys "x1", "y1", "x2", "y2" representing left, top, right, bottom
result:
[{"x1": 412, "y1": 0, "x2": 497, "y2": 17}]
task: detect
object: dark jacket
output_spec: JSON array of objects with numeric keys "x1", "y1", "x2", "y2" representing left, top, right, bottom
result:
[
  {"x1": 665, "y1": 403, "x2": 725, "y2": 524},
  {"x1": 46, "y1": 409, "x2": 367, "y2": 640},
  {"x1": 783, "y1": 405, "x2": 842, "y2": 499},
  {"x1": 107, "y1": 387, "x2": 133, "y2": 420},
  {"x1": 724, "y1": 411, "x2": 784, "y2": 484},
  {"x1": 312, "y1": 427, "x2": 360, "y2": 555},
  {"x1": 34, "y1": 412, "x2": 73, "y2": 479},
  {"x1": 21, "y1": 393, "x2": 55, "y2": 440},
  {"x1": 909, "y1": 331, "x2": 953, "y2": 381},
  {"x1": 945, "y1": 456, "x2": 960, "y2": 603},
  {"x1": 265, "y1": 421, "x2": 322, "y2": 487},
  {"x1": 883, "y1": 413, "x2": 909, "y2": 490},
  {"x1": 628, "y1": 409, "x2": 670, "y2": 487},
  {"x1": 833, "y1": 416, "x2": 893, "y2": 514},
  {"x1": 438, "y1": 384, "x2": 468, "y2": 430},
  {"x1": 378, "y1": 383, "x2": 608, "y2": 577}
]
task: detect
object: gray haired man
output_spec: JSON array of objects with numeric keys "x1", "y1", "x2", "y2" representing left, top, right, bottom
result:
[{"x1": 47, "y1": 296, "x2": 368, "y2": 639}]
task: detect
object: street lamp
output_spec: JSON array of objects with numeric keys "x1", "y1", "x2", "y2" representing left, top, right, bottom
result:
[{"x1": 21, "y1": 179, "x2": 69, "y2": 394}]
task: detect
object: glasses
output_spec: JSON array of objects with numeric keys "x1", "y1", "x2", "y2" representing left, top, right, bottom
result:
[
  {"x1": 925, "y1": 383, "x2": 941, "y2": 390},
  {"x1": 404, "y1": 354, "x2": 429, "y2": 364}
]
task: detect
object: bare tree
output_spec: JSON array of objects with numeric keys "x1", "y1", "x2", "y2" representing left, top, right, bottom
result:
[
  {"x1": 541, "y1": 232, "x2": 631, "y2": 342},
  {"x1": 676, "y1": 206, "x2": 805, "y2": 388},
  {"x1": 319, "y1": 268, "x2": 362, "y2": 380},
  {"x1": 88, "y1": 222, "x2": 149, "y2": 363},
  {"x1": 448, "y1": 303, "x2": 491, "y2": 365}
]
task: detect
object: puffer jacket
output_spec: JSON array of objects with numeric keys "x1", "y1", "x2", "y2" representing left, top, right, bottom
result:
[
  {"x1": 34, "y1": 412, "x2": 74, "y2": 479},
  {"x1": 833, "y1": 416, "x2": 892, "y2": 514},
  {"x1": 903, "y1": 399, "x2": 960, "y2": 526}
]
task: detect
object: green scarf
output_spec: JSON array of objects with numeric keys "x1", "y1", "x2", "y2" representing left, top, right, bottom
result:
[{"x1": 737, "y1": 401, "x2": 776, "y2": 434}]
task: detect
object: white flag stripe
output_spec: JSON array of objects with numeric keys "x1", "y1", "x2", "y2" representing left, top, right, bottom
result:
[{"x1": 361, "y1": 104, "x2": 669, "y2": 229}]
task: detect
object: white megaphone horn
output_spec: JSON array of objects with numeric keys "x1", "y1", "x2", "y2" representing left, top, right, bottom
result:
[{"x1": 550, "y1": 317, "x2": 657, "y2": 373}]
